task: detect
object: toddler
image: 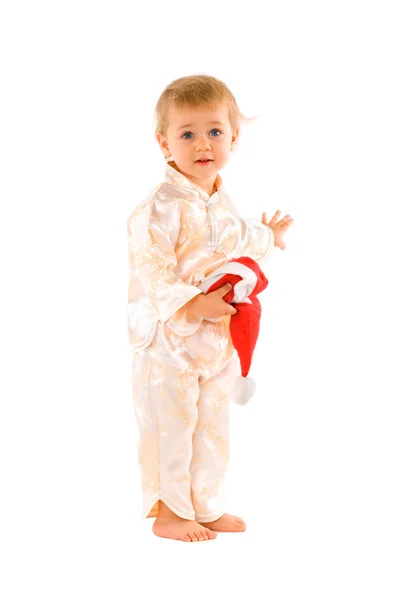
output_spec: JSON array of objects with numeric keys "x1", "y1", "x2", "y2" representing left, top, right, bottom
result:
[{"x1": 127, "y1": 74, "x2": 293, "y2": 542}]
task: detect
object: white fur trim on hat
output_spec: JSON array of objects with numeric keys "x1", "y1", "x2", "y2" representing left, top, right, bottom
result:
[{"x1": 199, "y1": 262, "x2": 257, "y2": 303}]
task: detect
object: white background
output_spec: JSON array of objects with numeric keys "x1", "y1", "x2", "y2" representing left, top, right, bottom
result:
[{"x1": 1, "y1": 0, "x2": 399, "y2": 598}]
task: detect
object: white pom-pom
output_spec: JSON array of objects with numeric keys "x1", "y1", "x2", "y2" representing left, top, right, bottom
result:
[{"x1": 232, "y1": 376, "x2": 256, "y2": 405}]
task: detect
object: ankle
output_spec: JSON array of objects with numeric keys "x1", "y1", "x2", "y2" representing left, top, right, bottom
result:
[{"x1": 157, "y1": 500, "x2": 179, "y2": 520}]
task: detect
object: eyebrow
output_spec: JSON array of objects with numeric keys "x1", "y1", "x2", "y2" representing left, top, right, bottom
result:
[{"x1": 176, "y1": 121, "x2": 225, "y2": 131}]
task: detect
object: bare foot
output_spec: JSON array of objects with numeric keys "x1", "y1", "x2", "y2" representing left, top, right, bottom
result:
[
  {"x1": 198, "y1": 513, "x2": 246, "y2": 532},
  {"x1": 152, "y1": 501, "x2": 217, "y2": 542}
]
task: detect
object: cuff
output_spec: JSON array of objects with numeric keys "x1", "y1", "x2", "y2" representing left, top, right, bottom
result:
[
  {"x1": 164, "y1": 305, "x2": 204, "y2": 337},
  {"x1": 159, "y1": 287, "x2": 203, "y2": 325},
  {"x1": 255, "y1": 223, "x2": 275, "y2": 263}
]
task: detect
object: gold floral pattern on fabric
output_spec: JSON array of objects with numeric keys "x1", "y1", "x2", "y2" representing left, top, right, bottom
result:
[
  {"x1": 131, "y1": 320, "x2": 241, "y2": 520},
  {"x1": 128, "y1": 161, "x2": 274, "y2": 522},
  {"x1": 137, "y1": 430, "x2": 160, "y2": 495},
  {"x1": 127, "y1": 162, "x2": 274, "y2": 353}
]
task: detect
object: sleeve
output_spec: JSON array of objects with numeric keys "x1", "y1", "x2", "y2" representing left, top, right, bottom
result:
[
  {"x1": 238, "y1": 218, "x2": 275, "y2": 264},
  {"x1": 128, "y1": 195, "x2": 203, "y2": 326}
]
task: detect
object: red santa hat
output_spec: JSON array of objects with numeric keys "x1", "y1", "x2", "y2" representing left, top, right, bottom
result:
[{"x1": 198, "y1": 257, "x2": 268, "y2": 405}]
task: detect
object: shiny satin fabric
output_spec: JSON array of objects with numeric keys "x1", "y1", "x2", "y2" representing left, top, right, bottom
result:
[
  {"x1": 131, "y1": 317, "x2": 241, "y2": 521},
  {"x1": 127, "y1": 160, "x2": 275, "y2": 354}
]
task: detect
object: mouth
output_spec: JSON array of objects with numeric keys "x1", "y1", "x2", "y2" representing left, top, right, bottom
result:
[{"x1": 195, "y1": 159, "x2": 213, "y2": 165}]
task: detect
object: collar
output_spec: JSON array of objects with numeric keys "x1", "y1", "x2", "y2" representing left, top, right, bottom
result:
[{"x1": 164, "y1": 160, "x2": 223, "y2": 202}]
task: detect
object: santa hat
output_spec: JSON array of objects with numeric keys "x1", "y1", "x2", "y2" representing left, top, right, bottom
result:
[{"x1": 198, "y1": 257, "x2": 268, "y2": 405}]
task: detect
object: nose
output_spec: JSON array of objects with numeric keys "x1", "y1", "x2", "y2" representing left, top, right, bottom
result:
[{"x1": 195, "y1": 134, "x2": 212, "y2": 151}]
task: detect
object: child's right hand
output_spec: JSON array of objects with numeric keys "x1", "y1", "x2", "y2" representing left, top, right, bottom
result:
[{"x1": 185, "y1": 284, "x2": 237, "y2": 319}]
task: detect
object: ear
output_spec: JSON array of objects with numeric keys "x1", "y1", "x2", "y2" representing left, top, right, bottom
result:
[
  {"x1": 231, "y1": 127, "x2": 240, "y2": 145},
  {"x1": 156, "y1": 131, "x2": 169, "y2": 154}
]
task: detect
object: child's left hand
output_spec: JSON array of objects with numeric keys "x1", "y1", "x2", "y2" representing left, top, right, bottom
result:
[{"x1": 262, "y1": 211, "x2": 294, "y2": 250}]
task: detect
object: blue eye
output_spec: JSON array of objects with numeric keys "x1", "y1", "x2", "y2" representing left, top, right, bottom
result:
[{"x1": 181, "y1": 129, "x2": 222, "y2": 139}]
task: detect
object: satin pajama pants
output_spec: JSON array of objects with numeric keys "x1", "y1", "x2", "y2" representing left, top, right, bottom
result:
[{"x1": 131, "y1": 316, "x2": 241, "y2": 521}]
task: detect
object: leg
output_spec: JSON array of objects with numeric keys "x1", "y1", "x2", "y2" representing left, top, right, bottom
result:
[
  {"x1": 189, "y1": 351, "x2": 238, "y2": 521},
  {"x1": 189, "y1": 323, "x2": 246, "y2": 532},
  {"x1": 131, "y1": 323, "x2": 218, "y2": 541},
  {"x1": 132, "y1": 329, "x2": 199, "y2": 520}
]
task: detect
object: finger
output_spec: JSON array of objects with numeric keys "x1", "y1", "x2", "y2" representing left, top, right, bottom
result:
[
  {"x1": 280, "y1": 222, "x2": 293, "y2": 233},
  {"x1": 221, "y1": 297, "x2": 237, "y2": 315},
  {"x1": 283, "y1": 217, "x2": 294, "y2": 228},
  {"x1": 279, "y1": 216, "x2": 294, "y2": 228},
  {"x1": 218, "y1": 283, "x2": 232, "y2": 295},
  {"x1": 262, "y1": 211, "x2": 267, "y2": 223},
  {"x1": 268, "y1": 210, "x2": 281, "y2": 225}
]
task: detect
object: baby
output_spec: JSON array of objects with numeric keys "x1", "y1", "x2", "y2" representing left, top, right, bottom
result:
[{"x1": 127, "y1": 74, "x2": 293, "y2": 542}]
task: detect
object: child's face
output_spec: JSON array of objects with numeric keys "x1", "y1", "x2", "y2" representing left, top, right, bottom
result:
[{"x1": 157, "y1": 103, "x2": 238, "y2": 194}]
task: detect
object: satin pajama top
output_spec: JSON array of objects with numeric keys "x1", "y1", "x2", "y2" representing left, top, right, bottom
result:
[{"x1": 127, "y1": 160, "x2": 275, "y2": 353}]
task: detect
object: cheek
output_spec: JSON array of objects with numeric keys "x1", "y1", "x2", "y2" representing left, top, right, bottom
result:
[
  {"x1": 175, "y1": 141, "x2": 190, "y2": 151},
  {"x1": 216, "y1": 138, "x2": 232, "y2": 151},
  {"x1": 175, "y1": 145, "x2": 190, "y2": 158}
]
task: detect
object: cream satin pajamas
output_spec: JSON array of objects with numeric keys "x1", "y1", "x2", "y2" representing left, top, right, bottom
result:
[
  {"x1": 127, "y1": 160, "x2": 275, "y2": 520},
  {"x1": 132, "y1": 316, "x2": 241, "y2": 521}
]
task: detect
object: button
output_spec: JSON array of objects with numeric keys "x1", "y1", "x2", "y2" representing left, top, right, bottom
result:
[{"x1": 193, "y1": 272, "x2": 205, "y2": 284}]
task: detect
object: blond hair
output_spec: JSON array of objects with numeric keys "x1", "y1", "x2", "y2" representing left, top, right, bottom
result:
[{"x1": 154, "y1": 74, "x2": 257, "y2": 136}]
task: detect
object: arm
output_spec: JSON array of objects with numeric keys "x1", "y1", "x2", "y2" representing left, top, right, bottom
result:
[
  {"x1": 127, "y1": 195, "x2": 203, "y2": 325},
  {"x1": 223, "y1": 192, "x2": 275, "y2": 264},
  {"x1": 238, "y1": 217, "x2": 275, "y2": 264}
]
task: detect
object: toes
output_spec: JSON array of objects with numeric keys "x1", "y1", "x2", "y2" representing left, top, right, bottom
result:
[
  {"x1": 233, "y1": 517, "x2": 246, "y2": 529},
  {"x1": 197, "y1": 529, "x2": 207, "y2": 541},
  {"x1": 181, "y1": 533, "x2": 191, "y2": 542},
  {"x1": 200, "y1": 527, "x2": 208, "y2": 540},
  {"x1": 204, "y1": 527, "x2": 218, "y2": 539}
]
